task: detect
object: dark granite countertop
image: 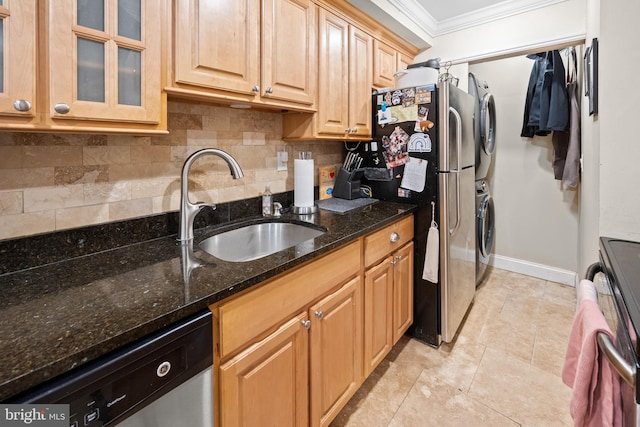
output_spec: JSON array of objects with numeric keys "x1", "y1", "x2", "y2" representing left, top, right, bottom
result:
[{"x1": 0, "y1": 200, "x2": 414, "y2": 401}]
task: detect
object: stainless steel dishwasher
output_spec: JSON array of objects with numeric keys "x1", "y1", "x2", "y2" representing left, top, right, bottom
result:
[{"x1": 15, "y1": 311, "x2": 213, "y2": 426}]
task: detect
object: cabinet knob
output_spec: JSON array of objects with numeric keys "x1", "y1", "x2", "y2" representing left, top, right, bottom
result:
[
  {"x1": 396, "y1": 255, "x2": 403, "y2": 261},
  {"x1": 13, "y1": 99, "x2": 31, "y2": 112},
  {"x1": 314, "y1": 310, "x2": 324, "y2": 320},
  {"x1": 391, "y1": 259, "x2": 397, "y2": 266},
  {"x1": 301, "y1": 319, "x2": 311, "y2": 330},
  {"x1": 390, "y1": 232, "x2": 400, "y2": 243},
  {"x1": 54, "y1": 103, "x2": 70, "y2": 114},
  {"x1": 252, "y1": 85, "x2": 260, "y2": 93},
  {"x1": 345, "y1": 128, "x2": 351, "y2": 133},
  {"x1": 265, "y1": 86, "x2": 273, "y2": 94},
  {"x1": 351, "y1": 127, "x2": 358, "y2": 133}
]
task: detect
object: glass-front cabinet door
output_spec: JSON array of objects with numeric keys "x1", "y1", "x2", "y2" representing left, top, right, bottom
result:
[
  {"x1": 0, "y1": 0, "x2": 37, "y2": 121},
  {"x1": 48, "y1": 0, "x2": 161, "y2": 124}
]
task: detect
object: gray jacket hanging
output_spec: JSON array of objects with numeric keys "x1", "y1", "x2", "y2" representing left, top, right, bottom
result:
[{"x1": 552, "y1": 47, "x2": 581, "y2": 187}]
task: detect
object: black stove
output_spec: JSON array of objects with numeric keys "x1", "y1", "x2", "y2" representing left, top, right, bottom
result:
[
  {"x1": 599, "y1": 237, "x2": 640, "y2": 425},
  {"x1": 600, "y1": 237, "x2": 640, "y2": 356}
]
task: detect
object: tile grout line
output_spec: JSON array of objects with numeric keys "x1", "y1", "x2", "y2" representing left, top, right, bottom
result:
[{"x1": 385, "y1": 367, "x2": 427, "y2": 427}]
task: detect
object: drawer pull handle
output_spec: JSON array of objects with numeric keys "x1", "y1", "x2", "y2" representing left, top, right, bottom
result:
[
  {"x1": 301, "y1": 320, "x2": 311, "y2": 330},
  {"x1": 54, "y1": 103, "x2": 70, "y2": 114},
  {"x1": 315, "y1": 310, "x2": 324, "y2": 320},
  {"x1": 390, "y1": 232, "x2": 400, "y2": 243},
  {"x1": 13, "y1": 99, "x2": 31, "y2": 112}
]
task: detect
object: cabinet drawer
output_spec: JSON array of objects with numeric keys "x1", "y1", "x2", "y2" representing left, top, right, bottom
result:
[
  {"x1": 217, "y1": 240, "x2": 361, "y2": 360},
  {"x1": 364, "y1": 216, "x2": 414, "y2": 268}
]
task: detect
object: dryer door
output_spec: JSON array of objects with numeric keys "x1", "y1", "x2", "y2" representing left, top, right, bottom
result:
[
  {"x1": 477, "y1": 193, "x2": 495, "y2": 258},
  {"x1": 480, "y1": 92, "x2": 496, "y2": 157}
]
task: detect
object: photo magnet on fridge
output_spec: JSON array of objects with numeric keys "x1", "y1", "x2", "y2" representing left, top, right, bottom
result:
[{"x1": 415, "y1": 86, "x2": 433, "y2": 104}]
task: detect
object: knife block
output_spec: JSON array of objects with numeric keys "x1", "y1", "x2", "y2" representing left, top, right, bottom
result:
[{"x1": 333, "y1": 167, "x2": 364, "y2": 200}]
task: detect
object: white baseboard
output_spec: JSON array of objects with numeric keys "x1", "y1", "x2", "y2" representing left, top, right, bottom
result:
[{"x1": 489, "y1": 254, "x2": 579, "y2": 287}]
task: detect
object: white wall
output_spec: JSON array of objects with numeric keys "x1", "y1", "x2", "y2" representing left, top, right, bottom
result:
[
  {"x1": 415, "y1": 0, "x2": 587, "y2": 65},
  {"x1": 599, "y1": 0, "x2": 640, "y2": 242},
  {"x1": 577, "y1": 0, "x2": 600, "y2": 276},
  {"x1": 469, "y1": 58, "x2": 579, "y2": 279},
  {"x1": 410, "y1": 0, "x2": 587, "y2": 283},
  {"x1": 398, "y1": 0, "x2": 640, "y2": 280}
]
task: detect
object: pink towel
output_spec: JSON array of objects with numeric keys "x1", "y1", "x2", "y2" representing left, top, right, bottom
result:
[{"x1": 562, "y1": 280, "x2": 622, "y2": 427}]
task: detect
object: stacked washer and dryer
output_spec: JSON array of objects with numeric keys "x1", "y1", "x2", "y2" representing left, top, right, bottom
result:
[{"x1": 468, "y1": 73, "x2": 496, "y2": 284}]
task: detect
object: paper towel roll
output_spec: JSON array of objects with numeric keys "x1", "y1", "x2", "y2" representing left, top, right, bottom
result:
[{"x1": 294, "y1": 159, "x2": 314, "y2": 208}]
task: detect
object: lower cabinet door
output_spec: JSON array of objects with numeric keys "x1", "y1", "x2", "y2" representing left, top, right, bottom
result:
[
  {"x1": 309, "y1": 276, "x2": 363, "y2": 427},
  {"x1": 363, "y1": 257, "x2": 394, "y2": 377},
  {"x1": 219, "y1": 312, "x2": 309, "y2": 427},
  {"x1": 393, "y1": 242, "x2": 414, "y2": 344}
]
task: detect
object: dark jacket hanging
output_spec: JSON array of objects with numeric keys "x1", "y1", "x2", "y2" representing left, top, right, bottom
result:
[{"x1": 521, "y1": 50, "x2": 569, "y2": 137}]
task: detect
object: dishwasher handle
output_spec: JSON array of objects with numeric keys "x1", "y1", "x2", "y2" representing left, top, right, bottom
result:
[{"x1": 585, "y1": 261, "x2": 637, "y2": 388}]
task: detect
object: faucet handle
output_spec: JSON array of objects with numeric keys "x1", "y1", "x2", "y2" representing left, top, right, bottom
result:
[
  {"x1": 272, "y1": 202, "x2": 283, "y2": 217},
  {"x1": 195, "y1": 201, "x2": 217, "y2": 211}
]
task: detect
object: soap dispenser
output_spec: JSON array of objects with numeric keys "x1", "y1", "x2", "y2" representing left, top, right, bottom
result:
[{"x1": 262, "y1": 184, "x2": 273, "y2": 217}]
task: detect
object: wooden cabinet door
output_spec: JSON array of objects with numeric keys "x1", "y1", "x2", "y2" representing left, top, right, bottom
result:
[
  {"x1": 317, "y1": 11, "x2": 372, "y2": 139},
  {"x1": 262, "y1": 0, "x2": 316, "y2": 106},
  {"x1": 372, "y1": 39, "x2": 396, "y2": 89},
  {"x1": 309, "y1": 276, "x2": 363, "y2": 427},
  {"x1": 317, "y1": 9, "x2": 349, "y2": 136},
  {"x1": 47, "y1": 0, "x2": 161, "y2": 124},
  {"x1": 174, "y1": 0, "x2": 260, "y2": 96},
  {"x1": 397, "y1": 51, "x2": 413, "y2": 73},
  {"x1": 373, "y1": 40, "x2": 414, "y2": 89},
  {"x1": 0, "y1": 0, "x2": 37, "y2": 122},
  {"x1": 219, "y1": 312, "x2": 309, "y2": 427},
  {"x1": 363, "y1": 256, "x2": 394, "y2": 377},
  {"x1": 393, "y1": 242, "x2": 414, "y2": 344},
  {"x1": 347, "y1": 26, "x2": 372, "y2": 138}
]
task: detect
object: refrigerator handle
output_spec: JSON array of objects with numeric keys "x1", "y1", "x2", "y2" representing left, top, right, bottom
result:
[{"x1": 449, "y1": 106, "x2": 462, "y2": 236}]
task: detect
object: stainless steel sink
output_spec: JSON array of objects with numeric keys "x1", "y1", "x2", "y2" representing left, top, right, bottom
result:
[{"x1": 199, "y1": 221, "x2": 326, "y2": 262}]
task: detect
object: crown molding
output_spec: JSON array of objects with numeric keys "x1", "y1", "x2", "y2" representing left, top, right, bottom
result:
[
  {"x1": 435, "y1": 0, "x2": 569, "y2": 36},
  {"x1": 358, "y1": 0, "x2": 569, "y2": 41},
  {"x1": 386, "y1": 0, "x2": 439, "y2": 36}
]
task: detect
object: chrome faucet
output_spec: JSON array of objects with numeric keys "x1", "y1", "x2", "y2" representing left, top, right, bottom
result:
[{"x1": 178, "y1": 148, "x2": 244, "y2": 243}]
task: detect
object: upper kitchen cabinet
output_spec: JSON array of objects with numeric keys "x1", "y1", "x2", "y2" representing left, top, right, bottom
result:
[
  {"x1": 44, "y1": 0, "x2": 165, "y2": 133},
  {"x1": 282, "y1": 1, "x2": 417, "y2": 141},
  {"x1": 324, "y1": 13, "x2": 372, "y2": 139},
  {"x1": 283, "y1": 9, "x2": 371, "y2": 140},
  {"x1": 372, "y1": 39, "x2": 413, "y2": 89},
  {"x1": 0, "y1": 1, "x2": 38, "y2": 126},
  {"x1": 168, "y1": 0, "x2": 317, "y2": 111}
]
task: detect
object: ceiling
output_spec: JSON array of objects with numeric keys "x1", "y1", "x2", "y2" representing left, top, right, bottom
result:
[
  {"x1": 415, "y1": 0, "x2": 511, "y2": 21},
  {"x1": 347, "y1": 0, "x2": 566, "y2": 48}
]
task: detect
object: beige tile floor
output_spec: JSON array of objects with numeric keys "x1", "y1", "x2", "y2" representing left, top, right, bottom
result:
[{"x1": 331, "y1": 267, "x2": 577, "y2": 427}]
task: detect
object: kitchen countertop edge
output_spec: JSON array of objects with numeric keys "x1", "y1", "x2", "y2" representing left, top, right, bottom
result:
[{"x1": 1, "y1": 201, "x2": 416, "y2": 401}]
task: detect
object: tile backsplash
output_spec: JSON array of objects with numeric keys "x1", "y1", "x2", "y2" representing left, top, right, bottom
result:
[{"x1": 0, "y1": 101, "x2": 343, "y2": 240}]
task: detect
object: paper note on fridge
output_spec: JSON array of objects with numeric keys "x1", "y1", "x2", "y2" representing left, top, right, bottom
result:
[
  {"x1": 400, "y1": 157, "x2": 427, "y2": 192},
  {"x1": 386, "y1": 104, "x2": 418, "y2": 123}
]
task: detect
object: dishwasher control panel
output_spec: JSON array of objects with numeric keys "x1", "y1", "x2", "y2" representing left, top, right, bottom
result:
[{"x1": 14, "y1": 311, "x2": 213, "y2": 426}]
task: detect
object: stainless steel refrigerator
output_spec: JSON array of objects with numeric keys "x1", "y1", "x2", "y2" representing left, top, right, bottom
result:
[{"x1": 364, "y1": 81, "x2": 476, "y2": 346}]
